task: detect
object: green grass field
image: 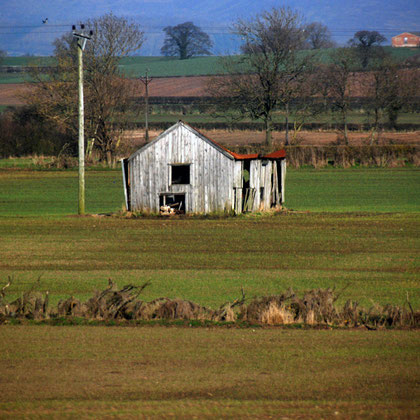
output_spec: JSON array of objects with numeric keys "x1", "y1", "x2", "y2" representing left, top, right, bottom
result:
[
  {"x1": 0, "y1": 166, "x2": 419, "y2": 418},
  {"x1": 1, "y1": 47, "x2": 418, "y2": 82},
  {"x1": 0, "y1": 167, "x2": 418, "y2": 216},
  {"x1": 0, "y1": 167, "x2": 418, "y2": 308}
]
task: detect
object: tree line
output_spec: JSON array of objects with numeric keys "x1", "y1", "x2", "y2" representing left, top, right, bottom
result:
[
  {"x1": 208, "y1": 8, "x2": 419, "y2": 146},
  {"x1": 0, "y1": 8, "x2": 419, "y2": 161}
]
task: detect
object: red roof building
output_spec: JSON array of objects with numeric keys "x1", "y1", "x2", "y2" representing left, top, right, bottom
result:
[{"x1": 392, "y1": 32, "x2": 420, "y2": 48}]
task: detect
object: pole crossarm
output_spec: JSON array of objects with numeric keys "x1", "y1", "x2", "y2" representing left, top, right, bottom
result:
[{"x1": 73, "y1": 32, "x2": 92, "y2": 41}]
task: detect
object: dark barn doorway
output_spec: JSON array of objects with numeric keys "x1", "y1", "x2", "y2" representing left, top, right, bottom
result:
[{"x1": 159, "y1": 193, "x2": 186, "y2": 213}]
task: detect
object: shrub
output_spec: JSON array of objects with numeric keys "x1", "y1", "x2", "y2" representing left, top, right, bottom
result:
[
  {"x1": 1, "y1": 279, "x2": 418, "y2": 329},
  {"x1": 0, "y1": 106, "x2": 74, "y2": 158}
]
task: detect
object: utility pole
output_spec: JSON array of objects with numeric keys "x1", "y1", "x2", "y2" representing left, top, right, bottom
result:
[
  {"x1": 139, "y1": 70, "x2": 152, "y2": 143},
  {"x1": 72, "y1": 24, "x2": 92, "y2": 215}
]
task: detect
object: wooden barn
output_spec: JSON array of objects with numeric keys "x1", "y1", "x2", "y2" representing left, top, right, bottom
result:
[{"x1": 121, "y1": 121, "x2": 286, "y2": 214}]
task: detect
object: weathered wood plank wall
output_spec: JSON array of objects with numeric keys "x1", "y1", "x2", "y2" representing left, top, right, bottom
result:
[
  {"x1": 128, "y1": 123, "x2": 235, "y2": 213},
  {"x1": 125, "y1": 122, "x2": 286, "y2": 214}
]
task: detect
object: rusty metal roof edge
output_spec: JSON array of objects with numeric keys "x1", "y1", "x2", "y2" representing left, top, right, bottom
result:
[{"x1": 182, "y1": 122, "x2": 286, "y2": 160}]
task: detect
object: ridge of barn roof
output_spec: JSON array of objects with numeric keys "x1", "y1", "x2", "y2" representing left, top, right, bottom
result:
[
  {"x1": 127, "y1": 121, "x2": 285, "y2": 161},
  {"x1": 127, "y1": 121, "x2": 234, "y2": 161},
  {"x1": 186, "y1": 122, "x2": 286, "y2": 160},
  {"x1": 392, "y1": 31, "x2": 420, "y2": 38}
]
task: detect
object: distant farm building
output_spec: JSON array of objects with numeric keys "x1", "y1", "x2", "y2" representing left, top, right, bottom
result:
[
  {"x1": 392, "y1": 32, "x2": 420, "y2": 47},
  {"x1": 122, "y1": 121, "x2": 286, "y2": 214}
]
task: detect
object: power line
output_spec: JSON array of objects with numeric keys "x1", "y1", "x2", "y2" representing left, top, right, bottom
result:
[
  {"x1": 0, "y1": 22, "x2": 417, "y2": 32},
  {"x1": 0, "y1": 31, "x2": 69, "y2": 35},
  {"x1": 0, "y1": 24, "x2": 70, "y2": 28},
  {"x1": 0, "y1": 31, "x2": 418, "y2": 37}
]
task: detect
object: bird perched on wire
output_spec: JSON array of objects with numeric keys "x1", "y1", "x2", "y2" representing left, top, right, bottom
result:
[{"x1": 42, "y1": 18, "x2": 48, "y2": 24}]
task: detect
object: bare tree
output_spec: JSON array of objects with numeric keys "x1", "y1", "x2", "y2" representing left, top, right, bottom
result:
[
  {"x1": 304, "y1": 22, "x2": 336, "y2": 49},
  {"x1": 322, "y1": 48, "x2": 358, "y2": 144},
  {"x1": 288, "y1": 74, "x2": 324, "y2": 144},
  {"x1": 25, "y1": 13, "x2": 144, "y2": 165},
  {"x1": 348, "y1": 30, "x2": 386, "y2": 69},
  {"x1": 361, "y1": 54, "x2": 399, "y2": 143},
  {"x1": 208, "y1": 7, "x2": 312, "y2": 147},
  {"x1": 161, "y1": 22, "x2": 213, "y2": 60},
  {"x1": 373, "y1": 65, "x2": 420, "y2": 131},
  {"x1": 277, "y1": 55, "x2": 317, "y2": 145}
]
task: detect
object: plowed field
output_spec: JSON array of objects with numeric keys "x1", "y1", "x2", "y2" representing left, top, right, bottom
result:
[
  {"x1": 0, "y1": 83, "x2": 31, "y2": 105},
  {"x1": 0, "y1": 77, "x2": 212, "y2": 105},
  {"x1": 3, "y1": 69, "x2": 419, "y2": 103}
]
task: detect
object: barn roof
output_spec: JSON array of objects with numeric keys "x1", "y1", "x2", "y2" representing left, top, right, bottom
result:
[
  {"x1": 127, "y1": 121, "x2": 286, "y2": 162},
  {"x1": 392, "y1": 32, "x2": 420, "y2": 38}
]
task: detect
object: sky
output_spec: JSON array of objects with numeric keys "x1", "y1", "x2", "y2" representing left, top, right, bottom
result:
[{"x1": 0, "y1": 0, "x2": 419, "y2": 56}]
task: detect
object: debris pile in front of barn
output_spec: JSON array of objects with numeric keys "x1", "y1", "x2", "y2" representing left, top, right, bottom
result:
[{"x1": 1, "y1": 278, "x2": 419, "y2": 329}]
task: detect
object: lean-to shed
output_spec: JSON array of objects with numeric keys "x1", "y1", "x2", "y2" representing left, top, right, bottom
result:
[{"x1": 122, "y1": 121, "x2": 286, "y2": 214}]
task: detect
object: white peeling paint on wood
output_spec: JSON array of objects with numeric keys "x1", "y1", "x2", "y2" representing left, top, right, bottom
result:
[
  {"x1": 128, "y1": 122, "x2": 235, "y2": 213},
  {"x1": 250, "y1": 160, "x2": 259, "y2": 211},
  {"x1": 281, "y1": 159, "x2": 286, "y2": 204},
  {"x1": 125, "y1": 122, "x2": 286, "y2": 214}
]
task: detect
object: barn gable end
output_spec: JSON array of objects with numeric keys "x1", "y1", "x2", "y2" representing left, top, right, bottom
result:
[
  {"x1": 122, "y1": 121, "x2": 286, "y2": 214},
  {"x1": 392, "y1": 32, "x2": 420, "y2": 47}
]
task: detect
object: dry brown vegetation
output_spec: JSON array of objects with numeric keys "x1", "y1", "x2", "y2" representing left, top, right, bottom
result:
[
  {"x1": 120, "y1": 128, "x2": 420, "y2": 168},
  {"x1": 283, "y1": 145, "x2": 419, "y2": 168},
  {"x1": 1, "y1": 279, "x2": 418, "y2": 329},
  {"x1": 123, "y1": 128, "x2": 420, "y2": 150}
]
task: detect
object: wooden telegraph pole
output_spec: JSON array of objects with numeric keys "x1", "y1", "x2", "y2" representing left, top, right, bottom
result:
[
  {"x1": 72, "y1": 24, "x2": 92, "y2": 215},
  {"x1": 139, "y1": 70, "x2": 152, "y2": 143}
]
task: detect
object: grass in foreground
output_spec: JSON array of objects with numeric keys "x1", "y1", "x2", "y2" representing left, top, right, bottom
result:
[
  {"x1": 0, "y1": 166, "x2": 418, "y2": 418},
  {"x1": 0, "y1": 168, "x2": 418, "y2": 308},
  {"x1": 0, "y1": 326, "x2": 418, "y2": 418},
  {"x1": 0, "y1": 213, "x2": 418, "y2": 308}
]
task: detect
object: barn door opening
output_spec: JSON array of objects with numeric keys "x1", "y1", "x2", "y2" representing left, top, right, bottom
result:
[
  {"x1": 159, "y1": 193, "x2": 186, "y2": 214},
  {"x1": 242, "y1": 160, "x2": 256, "y2": 212}
]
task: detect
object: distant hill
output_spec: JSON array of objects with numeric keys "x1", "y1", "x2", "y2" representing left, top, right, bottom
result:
[{"x1": 0, "y1": 0, "x2": 419, "y2": 56}]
